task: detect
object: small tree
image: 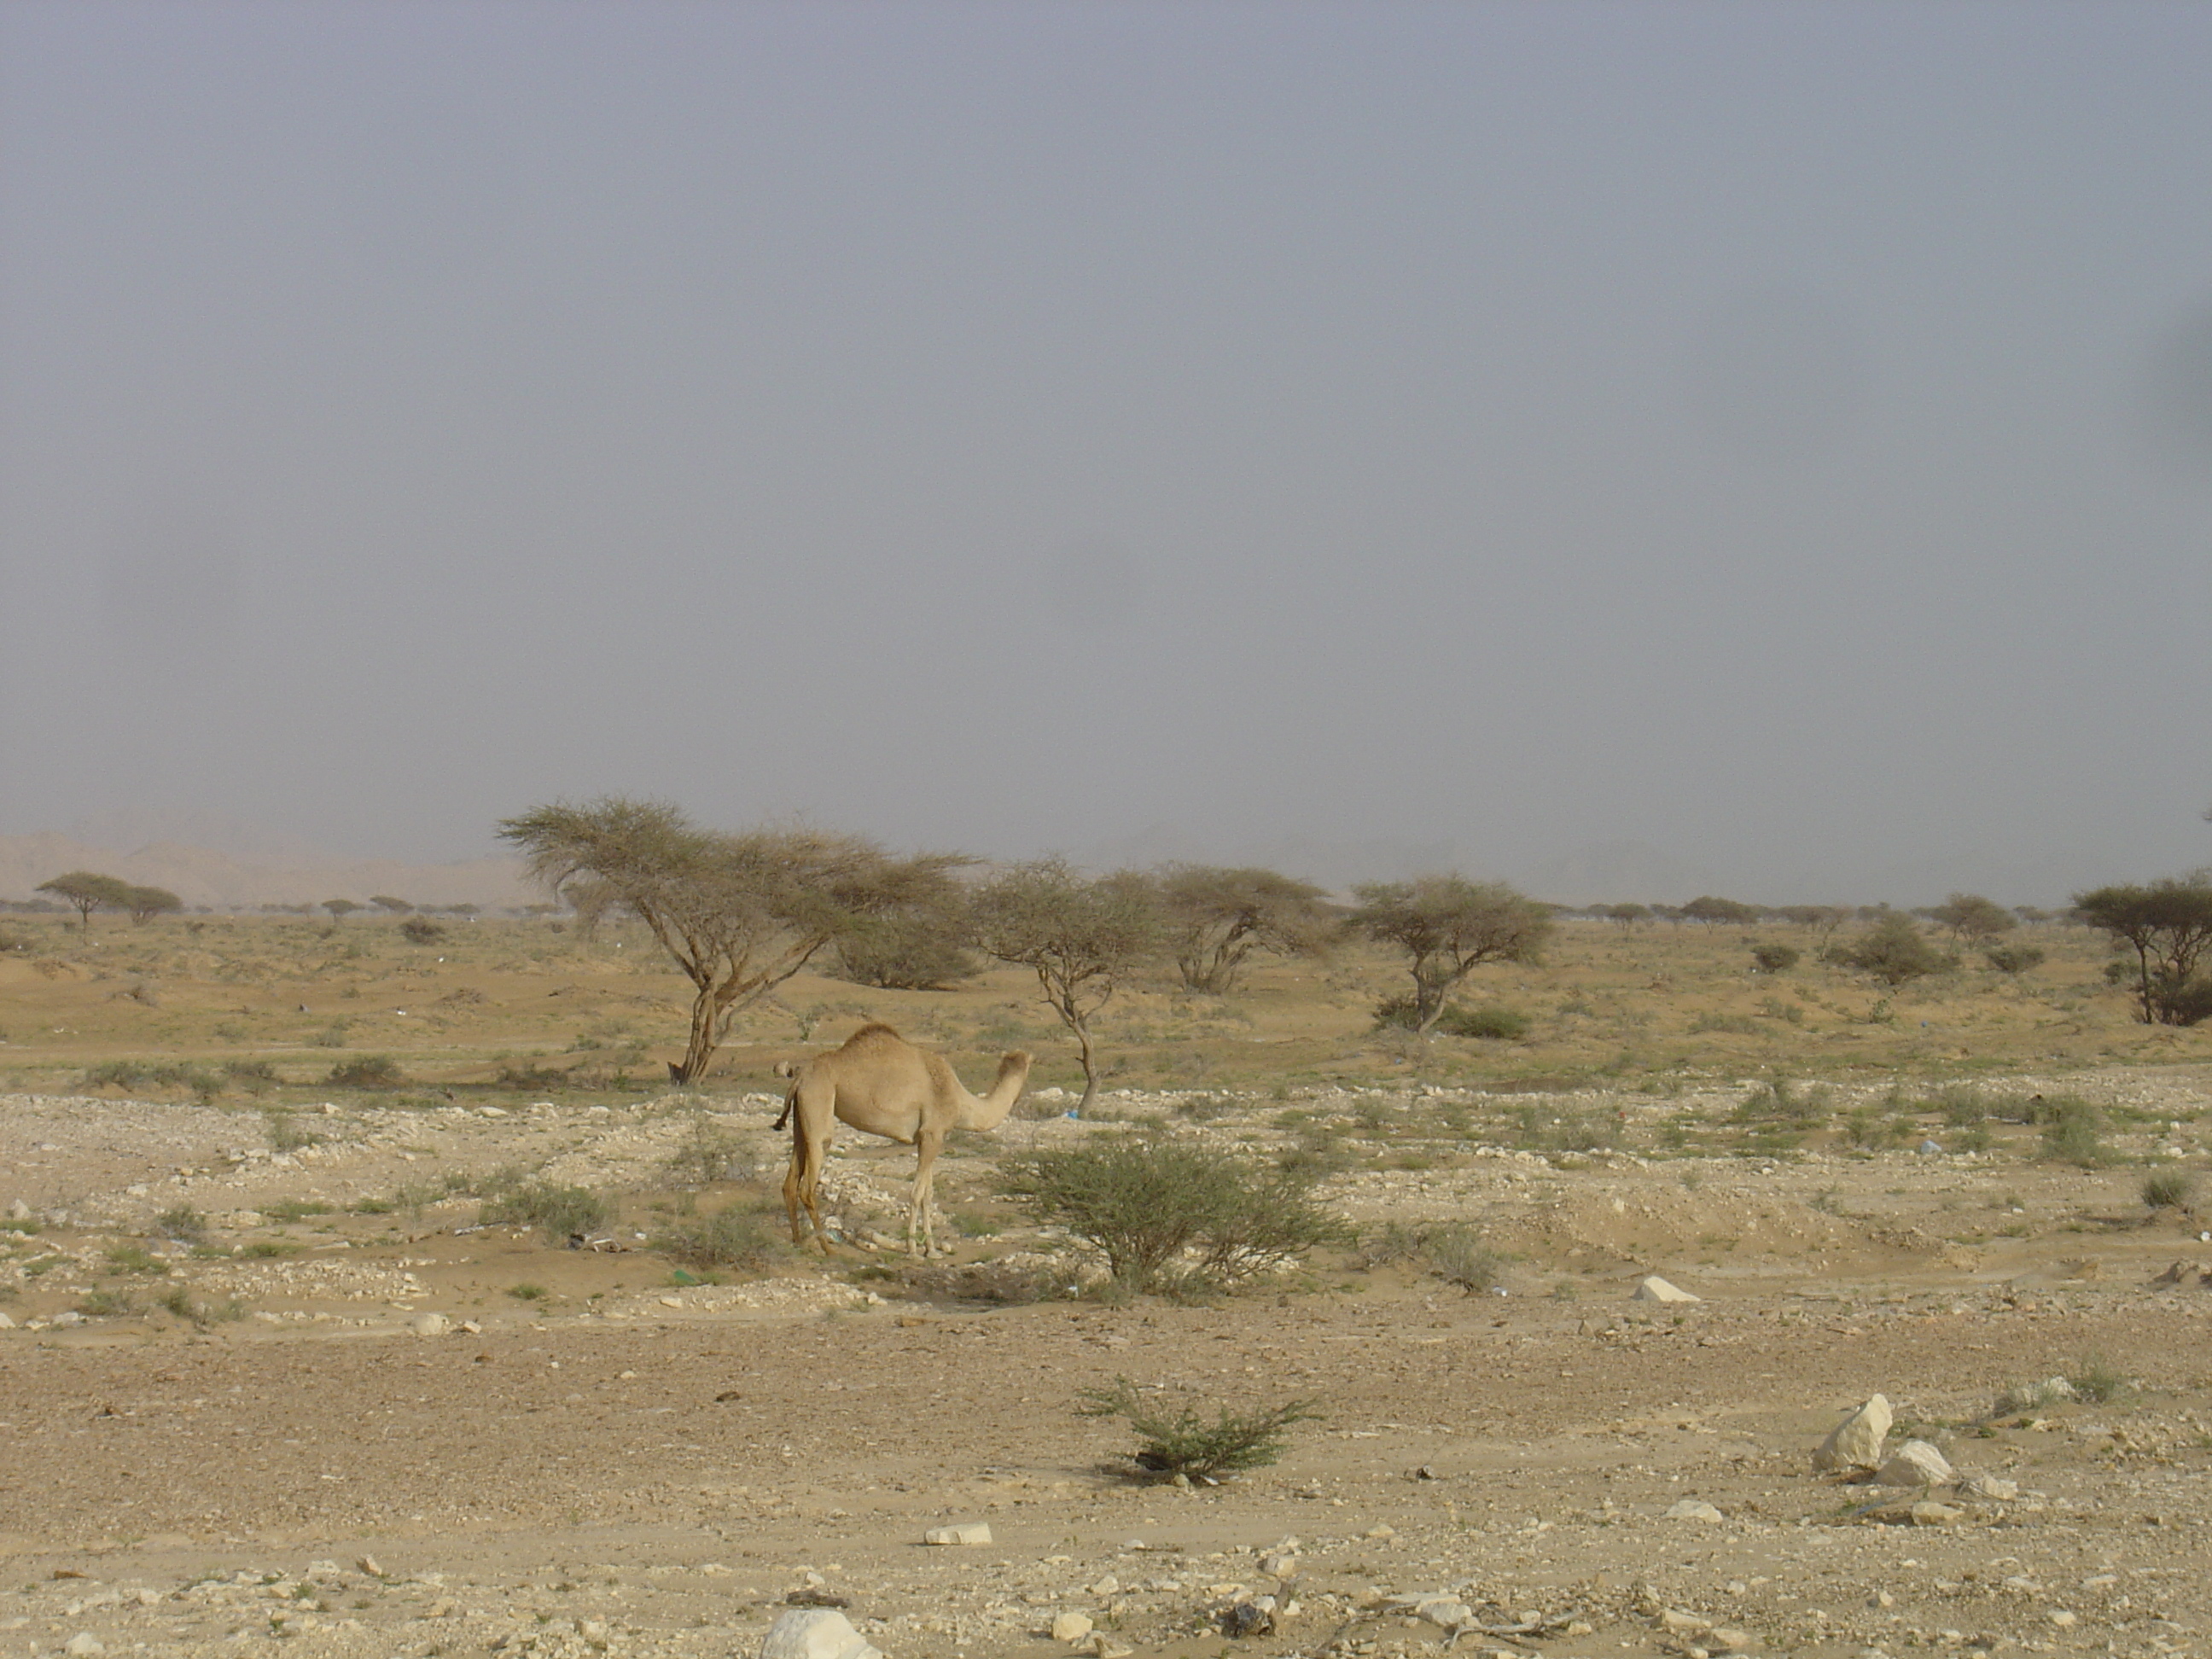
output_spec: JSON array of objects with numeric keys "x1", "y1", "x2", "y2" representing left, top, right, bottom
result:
[
  {"x1": 121, "y1": 885, "x2": 182, "y2": 923},
  {"x1": 1155, "y1": 864, "x2": 1332, "y2": 994},
  {"x1": 369, "y1": 894, "x2": 412, "y2": 914},
  {"x1": 499, "y1": 797, "x2": 965, "y2": 1081},
  {"x1": 1349, "y1": 875, "x2": 1552, "y2": 1035},
  {"x1": 1600, "y1": 902, "x2": 1651, "y2": 929},
  {"x1": 970, "y1": 859, "x2": 1161, "y2": 1115},
  {"x1": 323, "y1": 898, "x2": 362, "y2": 923},
  {"x1": 1930, "y1": 892, "x2": 2017, "y2": 943},
  {"x1": 36, "y1": 871, "x2": 134, "y2": 934},
  {"x1": 2075, "y1": 877, "x2": 2212, "y2": 1027}
]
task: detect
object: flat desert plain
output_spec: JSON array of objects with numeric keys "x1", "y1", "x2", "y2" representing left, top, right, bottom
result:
[{"x1": 1, "y1": 912, "x2": 2209, "y2": 1659}]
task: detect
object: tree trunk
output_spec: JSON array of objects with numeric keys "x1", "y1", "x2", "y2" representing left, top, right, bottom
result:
[
  {"x1": 1073, "y1": 1020, "x2": 1098, "y2": 1116},
  {"x1": 672, "y1": 987, "x2": 722, "y2": 1084}
]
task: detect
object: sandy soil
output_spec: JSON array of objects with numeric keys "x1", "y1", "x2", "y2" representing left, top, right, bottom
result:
[{"x1": 4, "y1": 1070, "x2": 2212, "y2": 1659}]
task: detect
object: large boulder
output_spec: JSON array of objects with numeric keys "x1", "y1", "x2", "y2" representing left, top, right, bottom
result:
[
  {"x1": 1813, "y1": 1394, "x2": 1891, "y2": 1471},
  {"x1": 760, "y1": 1610, "x2": 882, "y2": 1659}
]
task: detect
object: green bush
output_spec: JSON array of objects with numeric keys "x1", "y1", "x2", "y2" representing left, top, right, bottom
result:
[
  {"x1": 1750, "y1": 943, "x2": 1800, "y2": 974},
  {"x1": 2141, "y1": 1169, "x2": 2197, "y2": 1211},
  {"x1": 399, "y1": 917, "x2": 446, "y2": 944},
  {"x1": 830, "y1": 911, "x2": 981, "y2": 990},
  {"x1": 327, "y1": 1055, "x2": 405, "y2": 1089},
  {"x1": 663, "y1": 1113, "x2": 754, "y2": 1186},
  {"x1": 262, "y1": 1109, "x2": 316, "y2": 1153},
  {"x1": 1982, "y1": 944, "x2": 2046, "y2": 974},
  {"x1": 1371, "y1": 995, "x2": 1529, "y2": 1039},
  {"x1": 2037, "y1": 1096, "x2": 2110, "y2": 1167},
  {"x1": 660, "y1": 1204, "x2": 782, "y2": 1272},
  {"x1": 1836, "y1": 917, "x2": 1956, "y2": 985},
  {"x1": 1420, "y1": 1225, "x2": 1505, "y2": 1293},
  {"x1": 1737, "y1": 1077, "x2": 1831, "y2": 1127},
  {"x1": 479, "y1": 1180, "x2": 614, "y2": 1242},
  {"x1": 1076, "y1": 1375, "x2": 1320, "y2": 1481},
  {"x1": 999, "y1": 1133, "x2": 1350, "y2": 1294}
]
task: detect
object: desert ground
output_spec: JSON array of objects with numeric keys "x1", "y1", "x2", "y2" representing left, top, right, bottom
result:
[{"x1": 2, "y1": 911, "x2": 2210, "y2": 1659}]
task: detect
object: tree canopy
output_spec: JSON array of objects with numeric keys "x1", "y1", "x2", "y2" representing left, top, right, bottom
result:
[
  {"x1": 1348, "y1": 876, "x2": 1552, "y2": 1034},
  {"x1": 1154, "y1": 864, "x2": 1332, "y2": 994},
  {"x1": 970, "y1": 859, "x2": 1162, "y2": 1114},
  {"x1": 498, "y1": 798, "x2": 964, "y2": 1080},
  {"x1": 121, "y1": 884, "x2": 182, "y2": 923},
  {"x1": 1930, "y1": 892, "x2": 2017, "y2": 943},
  {"x1": 2075, "y1": 876, "x2": 2212, "y2": 1027}
]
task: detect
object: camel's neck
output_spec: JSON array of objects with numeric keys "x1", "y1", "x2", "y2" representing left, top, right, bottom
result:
[{"x1": 956, "y1": 1056, "x2": 1031, "y2": 1132}]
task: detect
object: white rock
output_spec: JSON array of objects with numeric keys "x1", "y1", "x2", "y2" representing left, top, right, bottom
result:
[
  {"x1": 1663, "y1": 1499, "x2": 1726, "y2": 1522},
  {"x1": 923, "y1": 1522, "x2": 992, "y2": 1545},
  {"x1": 1813, "y1": 1394, "x2": 1892, "y2": 1471},
  {"x1": 64, "y1": 1637, "x2": 105, "y2": 1657},
  {"x1": 1052, "y1": 1612, "x2": 1095, "y2": 1644},
  {"x1": 0, "y1": 1312, "x2": 14, "y2": 1329},
  {"x1": 408, "y1": 1313, "x2": 449, "y2": 1338},
  {"x1": 1960, "y1": 1474, "x2": 2018, "y2": 1501},
  {"x1": 1875, "y1": 1440, "x2": 1956, "y2": 1487},
  {"x1": 1415, "y1": 1597, "x2": 1474, "y2": 1629},
  {"x1": 1634, "y1": 1276, "x2": 1701, "y2": 1303},
  {"x1": 6, "y1": 1199, "x2": 29, "y2": 1220},
  {"x1": 760, "y1": 1609, "x2": 882, "y2": 1659}
]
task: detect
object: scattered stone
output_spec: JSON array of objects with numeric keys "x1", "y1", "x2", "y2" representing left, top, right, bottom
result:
[
  {"x1": 1220, "y1": 1598, "x2": 1275, "y2": 1638},
  {"x1": 1051, "y1": 1613, "x2": 1094, "y2": 1644},
  {"x1": 1707, "y1": 1628, "x2": 1753, "y2": 1652},
  {"x1": 2048, "y1": 1611, "x2": 2078, "y2": 1628},
  {"x1": 1088, "y1": 1637, "x2": 1133, "y2": 1659},
  {"x1": 6, "y1": 1199, "x2": 29, "y2": 1220},
  {"x1": 1959, "y1": 1475, "x2": 2018, "y2": 1502},
  {"x1": 408, "y1": 1313, "x2": 449, "y2": 1338},
  {"x1": 1663, "y1": 1499, "x2": 1725, "y2": 1522},
  {"x1": 356, "y1": 1555, "x2": 385, "y2": 1578},
  {"x1": 760, "y1": 1608, "x2": 882, "y2": 1659},
  {"x1": 1910, "y1": 1501, "x2": 1964, "y2": 1526},
  {"x1": 1814, "y1": 1394, "x2": 1892, "y2": 1472},
  {"x1": 1662, "y1": 1610, "x2": 1712, "y2": 1634},
  {"x1": 64, "y1": 1638, "x2": 105, "y2": 1657},
  {"x1": 923, "y1": 1522, "x2": 992, "y2": 1545},
  {"x1": 1635, "y1": 1276, "x2": 1701, "y2": 1304},
  {"x1": 1876, "y1": 1441, "x2": 1956, "y2": 1487},
  {"x1": 0, "y1": 1312, "x2": 14, "y2": 1329}
]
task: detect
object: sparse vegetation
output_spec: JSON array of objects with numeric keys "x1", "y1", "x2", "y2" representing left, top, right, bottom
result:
[
  {"x1": 659, "y1": 1203, "x2": 782, "y2": 1272},
  {"x1": 1076, "y1": 1375, "x2": 1321, "y2": 1481},
  {"x1": 478, "y1": 1180, "x2": 614, "y2": 1242},
  {"x1": 2141, "y1": 1169, "x2": 2197, "y2": 1211}
]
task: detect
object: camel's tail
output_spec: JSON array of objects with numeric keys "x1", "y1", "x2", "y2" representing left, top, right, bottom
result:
[{"x1": 771, "y1": 1059, "x2": 798, "y2": 1131}]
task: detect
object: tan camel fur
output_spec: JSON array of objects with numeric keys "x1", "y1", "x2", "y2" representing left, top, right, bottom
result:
[{"x1": 774, "y1": 1023, "x2": 1031, "y2": 1255}]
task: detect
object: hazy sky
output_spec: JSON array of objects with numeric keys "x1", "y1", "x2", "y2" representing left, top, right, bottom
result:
[{"x1": 3, "y1": 2, "x2": 2210, "y2": 903}]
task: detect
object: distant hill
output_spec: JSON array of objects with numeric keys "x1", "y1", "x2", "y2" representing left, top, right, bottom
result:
[{"x1": 0, "y1": 832, "x2": 534, "y2": 912}]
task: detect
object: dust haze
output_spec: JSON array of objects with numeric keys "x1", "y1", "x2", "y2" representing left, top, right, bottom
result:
[{"x1": 3, "y1": 3, "x2": 2210, "y2": 904}]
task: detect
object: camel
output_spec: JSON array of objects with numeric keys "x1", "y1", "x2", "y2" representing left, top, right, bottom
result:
[{"x1": 774, "y1": 1023, "x2": 1031, "y2": 1256}]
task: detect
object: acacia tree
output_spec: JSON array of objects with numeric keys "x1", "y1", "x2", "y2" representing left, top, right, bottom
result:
[
  {"x1": 1349, "y1": 876, "x2": 1553, "y2": 1034},
  {"x1": 499, "y1": 798, "x2": 965, "y2": 1082},
  {"x1": 36, "y1": 870, "x2": 134, "y2": 934},
  {"x1": 970, "y1": 859, "x2": 1161, "y2": 1115},
  {"x1": 2075, "y1": 877, "x2": 2212, "y2": 1026},
  {"x1": 323, "y1": 899, "x2": 362, "y2": 923},
  {"x1": 123, "y1": 885, "x2": 182, "y2": 923},
  {"x1": 1681, "y1": 895, "x2": 1763, "y2": 927},
  {"x1": 1930, "y1": 892, "x2": 2017, "y2": 943},
  {"x1": 1155, "y1": 864, "x2": 1332, "y2": 994}
]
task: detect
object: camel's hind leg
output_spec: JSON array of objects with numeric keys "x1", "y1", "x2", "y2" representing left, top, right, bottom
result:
[
  {"x1": 783, "y1": 1089, "x2": 832, "y2": 1252},
  {"x1": 909, "y1": 1127, "x2": 945, "y2": 1257}
]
